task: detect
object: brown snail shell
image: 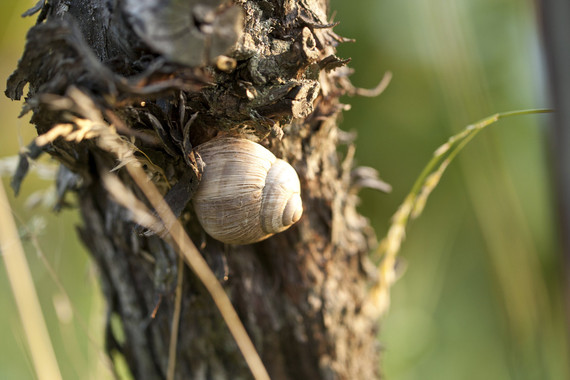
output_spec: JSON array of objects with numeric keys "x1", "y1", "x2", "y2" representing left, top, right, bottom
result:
[{"x1": 192, "y1": 137, "x2": 303, "y2": 245}]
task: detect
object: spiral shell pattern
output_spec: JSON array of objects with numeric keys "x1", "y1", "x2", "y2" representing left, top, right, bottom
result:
[{"x1": 192, "y1": 137, "x2": 303, "y2": 245}]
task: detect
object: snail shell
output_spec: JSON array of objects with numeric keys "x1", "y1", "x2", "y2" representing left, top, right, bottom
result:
[{"x1": 192, "y1": 137, "x2": 303, "y2": 245}]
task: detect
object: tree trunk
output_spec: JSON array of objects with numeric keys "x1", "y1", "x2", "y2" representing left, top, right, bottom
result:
[{"x1": 6, "y1": 0, "x2": 382, "y2": 379}]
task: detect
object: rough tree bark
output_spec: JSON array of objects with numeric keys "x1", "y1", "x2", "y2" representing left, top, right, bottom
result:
[{"x1": 6, "y1": 0, "x2": 384, "y2": 379}]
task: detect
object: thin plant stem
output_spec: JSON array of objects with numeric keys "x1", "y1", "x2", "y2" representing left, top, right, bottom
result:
[
  {"x1": 14, "y1": 213, "x2": 117, "y2": 378},
  {"x1": 366, "y1": 108, "x2": 553, "y2": 317},
  {"x1": 167, "y1": 255, "x2": 184, "y2": 380},
  {"x1": 38, "y1": 88, "x2": 271, "y2": 380},
  {"x1": 0, "y1": 180, "x2": 63, "y2": 380},
  {"x1": 126, "y1": 163, "x2": 271, "y2": 380}
]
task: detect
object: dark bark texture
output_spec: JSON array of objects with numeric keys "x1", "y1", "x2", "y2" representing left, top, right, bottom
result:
[{"x1": 6, "y1": 0, "x2": 382, "y2": 379}]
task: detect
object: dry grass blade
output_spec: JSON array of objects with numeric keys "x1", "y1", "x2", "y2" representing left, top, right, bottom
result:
[
  {"x1": 365, "y1": 108, "x2": 553, "y2": 317},
  {"x1": 42, "y1": 88, "x2": 271, "y2": 380},
  {"x1": 19, "y1": 214, "x2": 117, "y2": 378},
  {"x1": 0, "y1": 180, "x2": 63, "y2": 380},
  {"x1": 167, "y1": 256, "x2": 184, "y2": 380},
  {"x1": 101, "y1": 171, "x2": 164, "y2": 235},
  {"x1": 126, "y1": 162, "x2": 271, "y2": 380}
]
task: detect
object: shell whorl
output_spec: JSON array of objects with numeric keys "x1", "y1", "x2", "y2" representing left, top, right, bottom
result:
[
  {"x1": 260, "y1": 159, "x2": 302, "y2": 234},
  {"x1": 192, "y1": 137, "x2": 303, "y2": 245}
]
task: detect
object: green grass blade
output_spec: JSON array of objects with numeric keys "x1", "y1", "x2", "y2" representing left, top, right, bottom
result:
[{"x1": 365, "y1": 108, "x2": 553, "y2": 317}]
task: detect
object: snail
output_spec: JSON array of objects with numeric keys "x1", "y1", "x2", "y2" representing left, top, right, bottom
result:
[{"x1": 191, "y1": 137, "x2": 303, "y2": 245}]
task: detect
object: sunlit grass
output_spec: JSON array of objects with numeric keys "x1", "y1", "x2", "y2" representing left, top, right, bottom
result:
[{"x1": 367, "y1": 108, "x2": 553, "y2": 317}]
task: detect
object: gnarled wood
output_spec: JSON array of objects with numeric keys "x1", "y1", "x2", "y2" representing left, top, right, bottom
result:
[{"x1": 6, "y1": 0, "x2": 382, "y2": 378}]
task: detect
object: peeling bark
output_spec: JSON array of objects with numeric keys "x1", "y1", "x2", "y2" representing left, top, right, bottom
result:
[{"x1": 6, "y1": 0, "x2": 383, "y2": 378}]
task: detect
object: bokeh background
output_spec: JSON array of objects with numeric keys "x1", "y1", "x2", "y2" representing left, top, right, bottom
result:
[{"x1": 1, "y1": 0, "x2": 567, "y2": 379}]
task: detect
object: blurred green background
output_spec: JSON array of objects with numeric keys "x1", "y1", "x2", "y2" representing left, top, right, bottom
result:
[{"x1": 0, "y1": 0, "x2": 567, "y2": 379}]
